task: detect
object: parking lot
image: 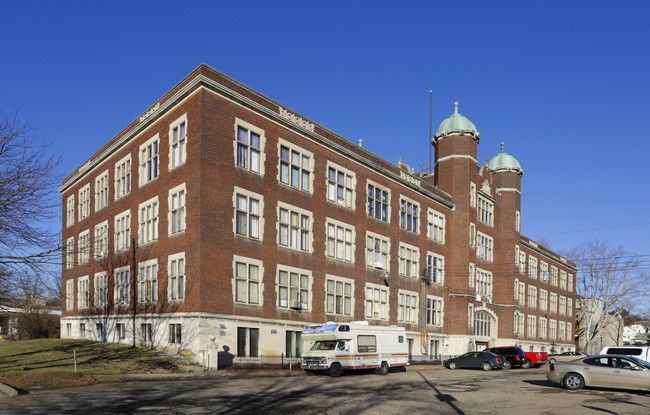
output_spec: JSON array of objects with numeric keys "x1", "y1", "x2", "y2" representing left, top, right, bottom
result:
[{"x1": 1, "y1": 366, "x2": 649, "y2": 414}]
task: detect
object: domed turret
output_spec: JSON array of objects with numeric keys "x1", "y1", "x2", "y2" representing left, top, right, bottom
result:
[
  {"x1": 433, "y1": 102, "x2": 480, "y2": 143},
  {"x1": 489, "y1": 142, "x2": 523, "y2": 175}
]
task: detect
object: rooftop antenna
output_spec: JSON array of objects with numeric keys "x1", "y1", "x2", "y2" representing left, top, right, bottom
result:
[{"x1": 429, "y1": 90, "x2": 433, "y2": 175}]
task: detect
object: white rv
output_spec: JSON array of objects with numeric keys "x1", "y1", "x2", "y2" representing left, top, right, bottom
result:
[{"x1": 300, "y1": 321, "x2": 409, "y2": 377}]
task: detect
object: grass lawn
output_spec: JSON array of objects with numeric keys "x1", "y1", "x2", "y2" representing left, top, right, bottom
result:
[{"x1": 0, "y1": 339, "x2": 196, "y2": 390}]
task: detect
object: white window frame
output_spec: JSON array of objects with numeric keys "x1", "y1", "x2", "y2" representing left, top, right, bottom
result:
[
  {"x1": 528, "y1": 285, "x2": 537, "y2": 309},
  {"x1": 549, "y1": 319, "x2": 557, "y2": 339},
  {"x1": 365, "y1": 282, "x2": 389, "y2": 321},
  {"x1": 94, "y1": 221, "x2": 109, "y2": 259},
  {"x1": 277, "y1": 202, "x2": 313, "y2": 253},
  {"x1": 550, "y1": 292, "x2": 558, "y2": 314},
  {"x1": 78, "y1": 184, "x2": 90, "y2": 221},
  {"x1": 519, "y1": 251, "x2": 527, "y2": 274},
  {"x1": 326, "y1": 161, "x2": 356, "y2": 210},
  {"x1": 427, "y1": 208, "x2": 445, "y2": 244},
  {"x1": 114, "y1": 154, "x2": 132, "y2": 200},
  {"x1": 528, "y1": 256, "x2": 538, "y2": 279},
  {"x1": 568, "y1": 274, "x2": 574, "y2": 292},
  {"x1": 427, "y1": 295, "x2": 443, "y2": 327},
  {"x1": 476, "y1": 231, "x2": 493, "y2": 262},
  {"x1": 94, "y1": 271, "x2": 108, "y2": 307},
  {"x1": 77, "y1": 276, "x2": 89, "y2": 309},
  {"x1": 114, "y1": 266, "x2": 130, "y2": 306},
  {"x1": 325, "y1": 275, "x2": 354, "y2": 317},
  {"x1": 325, "y1": 218, "x2": 355, "y2": 263},
  {"x1": 114, "y1": 210, "x2": 131, "y2": 252},
  {"x1": 550, "y1": 266, "x2": 559, "y2": 286},
  {"x1": 469, "y1": 263, "x2": 475, "y2": 288},
  {"x1": 233, "y1": 187, "x2": 264, "y2": 241},
  {"x1": 66, "y1": 237, "x2": 75, "y2": 269},
  {"x1": 567, "y1": 298, "x2": 573, "y2": 317},
  {"x1": 559, "y1": 295, "x2": 566, "y2": 316},
  {"x1": 138, "y1": 196, "x2": 159, "y2": 244},
  {"x1": 367, "y1": 180, "x2": 390, "y2": 222},
  {"x1": 138, "y1": 258, "x2": 158, "y2": 303},
  {"x1": 426, "y1": 252, "x2": 444, "y2": 285},
  {"x1": 540, "y1": 261, "x2": 549, "y2": 283},
  {"x1": 234, "y1": 118, "x2": 265, "y2": 175},
  {"x1": 277, "y1": 264, "x2": 312, "y2": 311},
  {"x1": 398, "y1": 242, "x2": 420, "y2": 278},
  {"x1": 169, "y1": 114, "x2": 187, "y2": 170},
  {"x1": 66, "y1": 195, "x2": 75, "y2": 227},
  {"x1": 475, "y1": 268, "x2": 493, "y2": 298},
  {"x1": 95, "y1": 170, "x2": 109, "y2": 212},
  {"x1": 560, "y1": 270, "x2": 567, "y2": 291},
  {"x1": 66, "y1": 279, "x2": 74, "y2": 310},
  {"x1": 477, "y1": 193, "x2": 494, "y2": 227},
  {"x1": 540, "y1": 289, "x2": 548, "y2": 311},
  {"x1": 527, "y1": 315, "x2": 537, "y2": 337},
  {"x1": 233, "y1": 255, "x2": 263, "y2": 306},
  {"x1": 518, "y1": 281, "x2": 526, "y2": 305},
  {"x1": 168, "y1": 252, "x2": 186, "y2": 302},
  {"x1": 539, "y1": 317, "x2": 548, "y2": 339},
  {"x1": 78, "y1": 230, "x2": 90, "y2": 265},
  {"x1": 139, "y1": 134, "x2": 160, "y2": 187},
  {"x1": 168, "y1": 183, "x2": 186, "y2": 236},
  {"x1": 365, "y1": 231, "x2": 390, "y2": 271},
  {"x1": 399, "y1": 195, "x2": 420, "y2": 234},
  {"x1": 277, "y1": 138, "x2": 314, "y2": 193},
  {"x1": 398, "y1": 289, "x2": 418, "y2": 324}
]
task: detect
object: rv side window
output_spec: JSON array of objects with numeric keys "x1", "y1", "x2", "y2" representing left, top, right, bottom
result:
[
  {"x1": 607, "y1": 348, "x2": 642, "y2": 356},
  {"x1": 358, "y1": 335, "x2": 377, "y2": 352},
  {"x1": 398, "y1": 335, "x2": 404, "y2": 343}
]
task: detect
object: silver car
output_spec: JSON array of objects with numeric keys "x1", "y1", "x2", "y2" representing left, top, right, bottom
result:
[{"x1": 546, "y1": 354, "x2": 650, "y2": 391}]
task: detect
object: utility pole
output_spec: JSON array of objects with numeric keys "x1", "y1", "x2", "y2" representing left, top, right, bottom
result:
[{"x1": 131, "y1": 238, "x2": 136, "y2": 347}]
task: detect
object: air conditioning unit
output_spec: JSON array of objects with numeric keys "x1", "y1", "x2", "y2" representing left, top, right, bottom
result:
[
  {"x1": 375, "y1": 261, "x2": 385, "y2": 270},
  {"x1": 290, "y1": 300, "x2": 302, "y2": 310},
  {"x1": 476, "y1": 294, "x2": 482, "y2": 302}
]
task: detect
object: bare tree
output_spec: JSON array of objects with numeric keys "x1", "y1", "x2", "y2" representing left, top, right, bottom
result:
[
  {"x1": 568, "y1": 240, "x2": 650, "y2": 353},
  {"x1": 0, "y1": 110, "x2": 62, "y2": 274}
]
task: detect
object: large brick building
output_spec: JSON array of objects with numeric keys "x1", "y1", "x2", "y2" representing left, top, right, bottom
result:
[{"x1": 60, "y1": 64, "x2": 577, "y2": 362}]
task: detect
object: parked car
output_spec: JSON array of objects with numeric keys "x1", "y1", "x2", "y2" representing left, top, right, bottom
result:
[
  {"x1": 548, "y1": 351, "x2": 588, "y2": 364},
  {"x1": 600, "y1": 346, "x2": 650, "y2": 361},
  {"x1": 525, "y1": 351, "x2": 548, "y2": 367},
  {"x1": 546, "y1": 354, "x2": 650, "y2": 391},
  {"x1": 484, "y1": 346, "x2": 529, "y2": 369},
  {"x1": 444, "y1": 351, "x2": 509, "y2": 371}
]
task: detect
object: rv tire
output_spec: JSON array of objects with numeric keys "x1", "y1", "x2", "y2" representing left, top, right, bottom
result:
[
  {"x1": 376, "y1": 361, "x2": 389, "y2": 375},
  {"x1": 328, "y1": 363, "x2": 342, "y2": 377}
]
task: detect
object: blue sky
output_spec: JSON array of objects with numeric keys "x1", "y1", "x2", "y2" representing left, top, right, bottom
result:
[{"x1": 2, "y1": 1, "x2": 649, "y2": 260}]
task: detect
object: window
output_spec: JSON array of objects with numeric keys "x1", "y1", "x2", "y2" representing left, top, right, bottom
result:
[
  {"x1": 366, "y1": 232, "x2": 390, "y2": 270},
  {"x1": 514, "y1": 312, "x2": 525, "y2": 335},
  {"x1": 139, "y1": 135, "x2": 159, "y2": 186},
  {"x1": 567, "y1": 298, "x2": 573, "y2": 317},
  {"x1": 568, "y1": 274, "x2": 574, "y2": 292},
  {"x1": 139, "y1": 197, "x2": 159, "y2": 244},
  {"x1": 518, "y1": 281, "x2": 526, "y2": 305},
  {"x1": 469, "y1": 263, "x2": 475, "y2": 288},
  {"x1": 398, "y1": 290, "x2": 418, "y2": 323},
  {"x1": 78, "y1": 184, "x2": 90, "y2": 220},
  {"x1": 326, "y1": 276, "x2": 353, "y2": 316},
  {"x1": 326, "y1": 219, "x2": 354, "y2": 263},
  {"x1": 277, "y1": 266, "x2": 310, "y2": 310},
  {"x1": 94, "y1": 221, "x2": 108, "y2": 259},
  {"x1": 66, "y1": 279, "x2": 74, "y2": 310},
  {"x1": 66, "y1": 237, "x2": 75, "y2": 268},
  {"x1": 514, "y1": 278, "x2": 519, "y2": 301},
  {"x1": 425, "y1": 253, "x2": 444, "y2": 284},
  {"x1": 560, "y1": 270, "x2": 567, "y2": 290},
  {"x1": 559, "y1": 296, "x2": 566, "y2": 316},
  {"x1": 528, "y1": 286, "x2": 537, "y2": 309},
  {"x1": 141, "y1": 323, "x2": 152, "y2": 342},
  {"x1": 278, "y1": 140, "x2": 313, "y2": 192},
  {"x1": 475, "y1": 268, "x2": 492, "y2": 298},
  {"x1": 95, "y1": 170, "x2": 109, "y2": 211},
  {"x1": 540, "y1": 289, "x2": 548, "y2": 311},
  {"x1": 539, "y1": 318, "x2": 548, "y2": 339},
  {"x1": 169, "y1": 184, "x2": 186, "y2": 235},
  {"x1": 116, "y1": 323, "x2": 126, "y2": 340},
  {"x1": 550, "y1": 266, "x2": 558, "y2": 286},
  {"x1": 234, "y1": 256, "x2": 261, "y2": 305},
  {"x1": 477, "y1": 194, "x2": 494, "y2": 226},
  {"x1": 475, "y1": 311, "x2": 491, "y2": 337},
  {"x1": 519, "y1": 251, "x2": 526, "y2": 274},
  {"x1": 367, "y1": 182, "x2": 389, "y2": 222},
  {"x1": 527, "y1": 315, "x2": 537, "y2": 337},
  {"x1": 114, "y1": 266, "x2": 130, "y2": 306},
  {"x1": 286, "y1": 331, "x2": 302, "y2": 358},
  {"x1": 234, "y1": 187, "x2": 262, "y2": 240},
  {"x1": 66, "y1": 195, "x2": 75, "y2": 227},
  {"x1": 558, "y1": 321, "x2": 566, "y2": 341},
  {"x1": 235, "y1": 120, "x2": 263, "y2": 174},
  {"x1": 427, "y1": 209, "x2": 445, "y2": 244},
  {"x1": 326, "y1": 162, "x2": 355, "y2": 209},
  {"x1": 169, "y1": 115, "x2": 187, "y2": 169},
  {"x1": 138, "y1": 259, "x2": 158, "y2": 303},
  {"x1": 278, "y1": 203, "x2": 312, "y2": 252},
  {"x1": 550, "y1": 293, "x2": 558, "y2": 314},
  {"x1": 78, "y1": 230, "x2": 90, "y2": 265},
  {"x1": 365, "y1": 282, "x2": 388, "y2": 320},
  {"x1": 358, "y1": 335, "x2": 377, "y2": 353},
  {"x1": 114, "y1": 210, "x2": 131, "y2": 252},
  {"x1": 549, "y1": 320, "x2": 557, "y2": 339},
  {"x1": 516, "y1": 210, "x2": 521, "y2": 232},
  {"x1": 94, "y1": 272, "x2": 108, "y2": 307},
  {"x1": 399, "y1": 242, "x2": 419, "y2": 278},
  {"x1": 566, "y1": 323, "x2": 572, "y2": 341},
  {"x1": 237, "y1": 327, "x2": 259, "y2": 357},
  {"x1": 169, "y1": 324, "x2": 182, "y2": 344},
  {"x1": 540, "y1": 261, "x2": 549, "y2": 283},
  {"x1": 476, "y1": 232, "x2": 493, "y2": 262},
  {"x1": 78, "y1": 276, "x2": 89, "y2": 309},
  {"x1": 427, "y1": 296, "x2": 443, "y2": 326},
  {"x1": 169, "y1": 253, "x2": 185, "y2": 302},
  {"x1": 528, "y1": 257, "x2": 538, "y2": 279},
  {"x1": 115, "y1": 154, "x2": 131, "y2": 199},
  {"x1": 470, "y1": 182, "x2": 477, "y2": 208},
  {"x1": 80, "y1": 323, "x2": 86, "y2": 337},
  {"x1": 399, "y1": 197, "x2": 419, "y2": 233},
  {"x1": 468, "y1": 303, "x2": 474, "y2": 327}
]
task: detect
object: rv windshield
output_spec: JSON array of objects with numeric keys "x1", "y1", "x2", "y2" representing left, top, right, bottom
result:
[{"x1": 310, "y1": 341, "x2": 345, "y2": 351}]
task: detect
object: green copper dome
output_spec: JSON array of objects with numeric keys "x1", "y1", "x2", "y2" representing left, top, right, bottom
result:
[
  {"x1": 489, "y1": 142, "x2": 523, "y2": 175},
  {"x1": 433, "y1": 102, "x2": 480, "y2": 143}
]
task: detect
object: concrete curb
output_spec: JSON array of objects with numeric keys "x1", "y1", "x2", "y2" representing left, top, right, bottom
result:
[{"x1": 0, "y1": 382, "x2": 18, "y2": 398}]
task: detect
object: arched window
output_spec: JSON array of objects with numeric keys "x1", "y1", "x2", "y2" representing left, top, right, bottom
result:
[{"x1": 475, "y1": 311, "x2": 491, "y2": 337}]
